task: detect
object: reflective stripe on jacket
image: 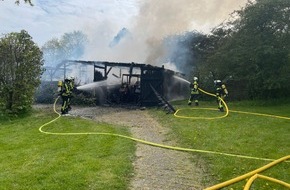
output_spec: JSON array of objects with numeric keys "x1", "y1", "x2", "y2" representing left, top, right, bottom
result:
[
  {"x1": 190, "y1": 81, "x2": 199, "y2": 94},
  {"x1": 61, "y1": 82, "x2": 70, "y2": 96}
]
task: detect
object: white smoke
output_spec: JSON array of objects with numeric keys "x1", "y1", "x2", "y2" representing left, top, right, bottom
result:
[{"x1": 81, "y1": 0, "x2": 247, "y2": 69}]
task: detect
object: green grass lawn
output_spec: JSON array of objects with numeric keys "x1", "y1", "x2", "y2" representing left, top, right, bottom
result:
[
  {"x1": 151, "y1": 100, "x2": 290, "y2": 189},
  {"x1": 1, "y1": 99, "x2": 289, "y2": 190},
  {"x1": 0, "y1": 109, "x2": 135, "y2": 190}
]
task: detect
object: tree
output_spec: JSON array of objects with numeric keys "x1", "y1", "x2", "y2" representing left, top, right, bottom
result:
[
  {"x1": 60, "y1": 31, "x2": 88, "y2": 60},
  {"x1": 198, "y1": 0, "x2": 290, "y2": 99},
  {"x1": 1, "y1": 0, "x2": 33, "y2": 5},
  {"x1": 41, "y1": 31, "x2": 88, "y2": 81},
  {"x1": 0, "y1": 30, "x2": 44, "y2": 114},
  {"x1": 41, "y1": 38, "x2": 64, "y2": 81},
  {"x1": 15, "y1": 0, "x2": 32, "y2": 5},
  {"x1": 230, "y1": 0, "x2": 290, "y2": 98}
]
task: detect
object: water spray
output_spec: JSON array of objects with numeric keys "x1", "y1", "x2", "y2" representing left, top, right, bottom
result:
[
  {"x1": 76, "y1": 79, "x2": 121, "y2": 92},
  {"x1": 173, "y1": 75, "x2": 190, "y2": 84}
]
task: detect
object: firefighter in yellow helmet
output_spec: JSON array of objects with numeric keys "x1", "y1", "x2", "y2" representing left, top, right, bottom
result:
[
  {"x1": 67, "y1": 76, "x2": 75, "y2": 111},
  {"x1": 214, "y1": 80, "x2": 228, "y2": 112},
  {"x1": 58, "y1": 77, "x2": 71, "y2": 115},
  {"x1": 188, "y1": 77, "x2": 200, "y2": 106}
]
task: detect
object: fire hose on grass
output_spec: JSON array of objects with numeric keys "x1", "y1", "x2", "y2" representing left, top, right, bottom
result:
[
  {"x1": 39, "y1": 96, "x2": 276, "y2": 162},
  {"x1": 174, "y1": 88, "x2": 229, "y2": 119},
  {"x1": 39, "y1": 90, "x2": 290, "y2": 190},
  {"x1": 205, "y1": 155, "x2": 290, "y2": 190}
]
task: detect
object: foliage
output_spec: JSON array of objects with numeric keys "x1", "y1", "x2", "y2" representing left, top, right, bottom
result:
[
  {"x1": 181, "y1": 0, "x2": 290, "y2": 100},
  {"x1": 215, "y1": 0, "x2": 290, "y2": 99},
  {"x1": 1, "y1": 0, "x2": 33, "y2": 5},
  {"x1": 34, "y1": 81, "x2": 58, "y2": 104},
  {"x1": 15, "y1": 0, "x2": 32, "y2": 5},
  {"x1": 0, "y1": 30, "x2": 44, "y2": 114},
  {"x1": 59, "y1": 31, "x2": 88, "y2": 60},
  {"x1": 41, "y1": 31, "x2": 88, "y2": 67},
  {"x1": 41, "y1": 31, "x2": 88, "y2": 81}
]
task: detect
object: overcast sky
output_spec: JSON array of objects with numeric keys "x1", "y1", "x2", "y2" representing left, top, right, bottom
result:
[{"x1": 0, "y1": 0, "x2": 248, "y2": 63}]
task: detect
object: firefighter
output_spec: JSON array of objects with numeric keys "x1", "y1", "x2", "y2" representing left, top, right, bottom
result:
[
  {"x1": 58, "y1": 77, "x2": 71, "y2": 115},
  {"x1": 188, "y1": 77, "x2": 200, "y2": 106},
  {"x1": 214, "y1": 80, "x2": 228, "y2": 112},
  {"x1": 67, "y1": 76, "x2": 75, "y2": 111}
]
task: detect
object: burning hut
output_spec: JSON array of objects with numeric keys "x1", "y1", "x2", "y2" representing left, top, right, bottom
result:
[{"x1": 52, "y1": 60, "x2": 189, "y2": 111}]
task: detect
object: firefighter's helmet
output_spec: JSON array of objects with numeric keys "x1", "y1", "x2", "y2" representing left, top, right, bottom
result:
[
  {"x1": 193, "y1": 77, "x2": 198, "y2": 81},
  {"x1": 69, "y1": 76, "x2": 75, "y2": 81},
  {"x1": 214, "y1": 80, "x2": 221, "y2": 85}
]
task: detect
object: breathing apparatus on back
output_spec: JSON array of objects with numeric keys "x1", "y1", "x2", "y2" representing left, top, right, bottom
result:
[
  {"x1": 57, "y1": 77, "x2": 70, "y2": 94},
  {"x1": 57, "y1": 80, "x2": 63, "y2": 93}
]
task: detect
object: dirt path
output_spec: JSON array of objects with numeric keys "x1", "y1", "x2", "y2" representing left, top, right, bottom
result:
[{"x1": 70, "y1": 106, "x2": 206, "y2": 190}]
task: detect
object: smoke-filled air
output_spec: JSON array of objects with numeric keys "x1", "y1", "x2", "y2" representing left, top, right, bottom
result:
[{"x1": 81, "y1": 0, "x2": 248, "y2": 73}]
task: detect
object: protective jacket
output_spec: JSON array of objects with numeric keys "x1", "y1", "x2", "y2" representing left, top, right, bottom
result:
[
  {"x1": 188, "y1": 80, "x2": 200, "y2": 106},
  {"x1": 190, "y1": 81, "x2": 199, "y2": 94},
  {"x1": 61, "y1": 80, "x2": 70, "y2": 97},
  {"x1": 216, "y1": 84, "x2": 228, "y2": 97},
  {"x1": 68, "y1": 80, "x2": 75, "y2": 95},
  {"x1": 215, "y1": 82, "x2": 228, "y2": 112}
]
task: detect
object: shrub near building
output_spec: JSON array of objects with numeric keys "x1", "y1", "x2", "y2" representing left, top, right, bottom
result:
[{"x1": 0, "y1": 30, "x2": 44, "y2": 115}]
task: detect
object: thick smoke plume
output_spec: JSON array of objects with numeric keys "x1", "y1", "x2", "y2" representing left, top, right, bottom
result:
[
  {"x1": 131, "y1": 0, "x2": 247, "y2": 68},
  {"x1": 82, "y1": 0, "x2": 247, "y2": 73}
]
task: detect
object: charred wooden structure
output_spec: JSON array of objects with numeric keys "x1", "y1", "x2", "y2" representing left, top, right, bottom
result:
[{"x1": 58, "y1": 60, "x2": 188, "y2": 111}]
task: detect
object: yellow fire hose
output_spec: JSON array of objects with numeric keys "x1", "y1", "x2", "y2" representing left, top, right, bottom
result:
[
  {"x1": 205, "y1": 155, "x2": 290, "y2": 190},
  {"x1": 39, "y1": 88, "x2": 290, "y2": 189},
  {"x1": 178, "y1": 88, "x2": 290, "y2": 189},
  {"x1": 39, "y1": 96, "x2": 281, "y2": 162},
  {"x1": 174, "y1": 88, "x2": 229, "y2": 119},
  {"x1": 244, "y1": 173, "x2": 290, "y2": 190}
]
